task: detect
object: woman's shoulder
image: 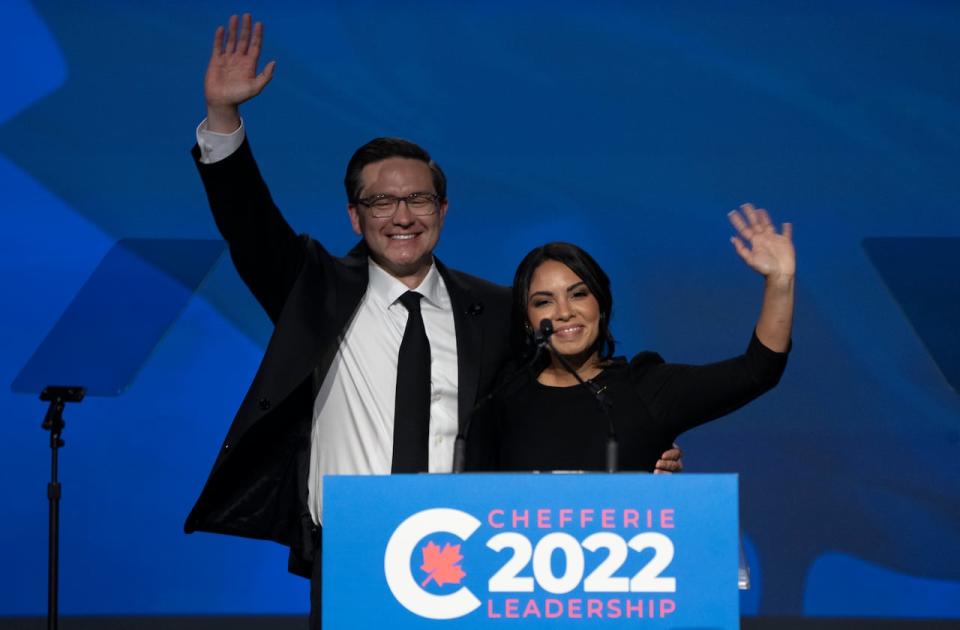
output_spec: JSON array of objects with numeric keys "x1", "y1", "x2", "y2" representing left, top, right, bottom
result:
[
  {"x1": 598, "y1": 351, "x2": 666, "y2": 385},
  {"x1": 602, "y1": 351, "x2": 666, "y2": 371}
]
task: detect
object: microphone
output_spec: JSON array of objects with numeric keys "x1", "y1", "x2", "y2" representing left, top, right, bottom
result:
[
  {"x1": 539, "y1": 318, "x2": 619, "y2": 473},
  {"x1": 536, "y1": 318, "x2": 553, "y2": 346}
]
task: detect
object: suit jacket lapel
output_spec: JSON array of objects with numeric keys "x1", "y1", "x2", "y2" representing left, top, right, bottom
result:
[
  {"x1": 436, "y1": 259, "x2": 482, "y2": 434},
  {"x1": 305, "y1": 240, "x2": 369, "y2": 396},
  {"x1": 333, "y1": 240, "x2": 370, "y2": 328}
]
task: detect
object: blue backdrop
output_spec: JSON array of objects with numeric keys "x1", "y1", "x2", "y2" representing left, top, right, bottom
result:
[{"x1": 2, "y1": 0, "x2": 958, "y2": 620}]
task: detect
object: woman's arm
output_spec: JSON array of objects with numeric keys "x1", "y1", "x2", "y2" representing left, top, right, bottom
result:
[
  {"x1": 728, "y1": 203, "x2": 795, "y2": 352},
  {"x1": 631, "y1": 204, "x2": 795, "y2": 437}
]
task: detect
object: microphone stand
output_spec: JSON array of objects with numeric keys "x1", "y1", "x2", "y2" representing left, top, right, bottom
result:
[
  {"x1": 452, "y1": 341, "x2": 546, "y2": 473},
  {"x1": 40, "y1": 385, "x2": 85, "y2": 630},
  {"x1": 537, "y1": 320, "x2": 620, "y2": 473}
]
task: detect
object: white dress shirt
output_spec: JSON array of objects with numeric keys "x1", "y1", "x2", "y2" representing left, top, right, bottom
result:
[
  {"x1": 308, "y1": 260, "x2": 458, "y2": 524},
  {"x1": 197, "y1": 120, "x2": 460, "y2": 525},
  {"x1": 196, "y1": 118, "x2": 246, "y2": 164}
]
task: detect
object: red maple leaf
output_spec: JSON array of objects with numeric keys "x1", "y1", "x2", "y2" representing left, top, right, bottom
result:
[{"x1": 419, "y1": 541, "x2": 466, "y2": 588}]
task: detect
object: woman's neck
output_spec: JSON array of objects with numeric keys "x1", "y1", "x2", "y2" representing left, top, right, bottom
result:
[{"x1": 537, "y1": 351, "x2": 603, "y2": 387}]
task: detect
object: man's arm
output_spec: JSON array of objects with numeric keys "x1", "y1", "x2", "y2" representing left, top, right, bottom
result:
[{"x1": 194, "y1": 13, "x2": 303, "y2": 323}]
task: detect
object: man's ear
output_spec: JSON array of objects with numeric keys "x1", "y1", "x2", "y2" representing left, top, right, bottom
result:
[{"x1": 347, "y1": 203, "x2": 362, "y2": 235}]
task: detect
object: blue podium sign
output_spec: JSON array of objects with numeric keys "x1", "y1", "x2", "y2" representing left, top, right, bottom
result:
[{"x1": 324, "y1": 473, "x2": 739, "y2": 629}]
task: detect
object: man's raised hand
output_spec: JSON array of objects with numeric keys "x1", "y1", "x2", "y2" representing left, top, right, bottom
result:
[{"x1": 204, "y1": 13, "x2": 276, "y2": 133}]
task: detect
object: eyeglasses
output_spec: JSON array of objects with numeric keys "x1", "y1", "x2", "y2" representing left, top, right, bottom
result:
[{"x1": 356, "y1": 192, "x2": 441, "y2": 218}]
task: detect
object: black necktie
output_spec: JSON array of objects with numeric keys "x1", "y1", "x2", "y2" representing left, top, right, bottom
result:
[{"x1": 392, "y1": 291, "x2": 431, "y2": 472}]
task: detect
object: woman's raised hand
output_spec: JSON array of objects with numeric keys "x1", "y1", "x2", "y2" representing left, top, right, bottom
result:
[{"x1": 728, "y1": 203, "x2": 795, "y2": 283}]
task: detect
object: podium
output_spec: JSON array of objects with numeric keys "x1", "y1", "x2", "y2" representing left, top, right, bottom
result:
[{"x1": 324, "y1": 473, "x2": 740, "y2": 629}]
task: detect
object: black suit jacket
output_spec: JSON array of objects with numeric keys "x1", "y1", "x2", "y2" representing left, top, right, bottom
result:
[{"x1": 184, "y1": 140, "x2": 512, "y2": 576}]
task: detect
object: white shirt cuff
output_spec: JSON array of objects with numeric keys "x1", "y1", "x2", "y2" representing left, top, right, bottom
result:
[{"x1": 196, "y1": 117, "x2": 246, "y2": 164}]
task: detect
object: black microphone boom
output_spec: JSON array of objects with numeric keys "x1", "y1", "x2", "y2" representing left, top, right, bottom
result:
[
  {"x1": 452, "y1": 325, "x2": 549, "y2": 473},
  {"x1": 538, "y1": 319, "x2": 619, "y2": 473}
]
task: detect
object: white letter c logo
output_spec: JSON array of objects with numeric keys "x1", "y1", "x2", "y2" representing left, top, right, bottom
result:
[{"x1": 384, "y1": 508, "x2": 482, "y2": 619}]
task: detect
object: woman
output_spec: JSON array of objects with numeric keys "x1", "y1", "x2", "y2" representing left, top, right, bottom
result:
[{"x1": 466, "y1": 203, "x2": 794, "y2": 472}]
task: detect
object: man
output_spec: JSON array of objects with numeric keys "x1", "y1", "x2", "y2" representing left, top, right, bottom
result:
[{"x1": 184, "y1": 14, "x2": 681, "y2": 627}]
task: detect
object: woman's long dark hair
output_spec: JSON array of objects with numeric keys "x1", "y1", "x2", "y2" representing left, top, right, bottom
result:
[{"x1": 511, "y1": 242, "x2": 616, "y2": 363}]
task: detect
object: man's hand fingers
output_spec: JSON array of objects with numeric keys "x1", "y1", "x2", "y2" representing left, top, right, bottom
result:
[
  {"x1": 249, "y1": 21, "x2": 264, "y2": 58},
  {"x1": 653, "y1": 444, "x2": 684, "y2": 474},
  {"x1": 225, "y1": 14, "x2": 238, "y2": 53},
  {"x1": 653, "y1": 459, "x2": 682, "y2": 474},
  {"x1": 211, "y1": 25, "x2": 224, "y2": 58},
  {"x1": 237, "y1": 13, "x2": 252, "y2": 54},
  {"x1": 662, "y1": 446, "x2": 682, "y2": 460},
  {"x1": 255, "y1": 61, "x2": 277, "y2": 91}
]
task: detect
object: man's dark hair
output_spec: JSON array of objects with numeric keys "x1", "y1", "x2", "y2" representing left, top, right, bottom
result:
[
  {"x1": 344, "y1": 137, "x2": 447, "y2": 203},
  {"x1": 511, "y1": 242, "x2": 616, "y2": 362}
]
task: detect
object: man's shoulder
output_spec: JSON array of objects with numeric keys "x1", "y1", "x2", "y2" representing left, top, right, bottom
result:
[
  {"x1": 298, "y1": 237, "x2": 367, "y2": 272},
  {"x1": 437, "y1": 262, "x2": 510, "y2": 301}
]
